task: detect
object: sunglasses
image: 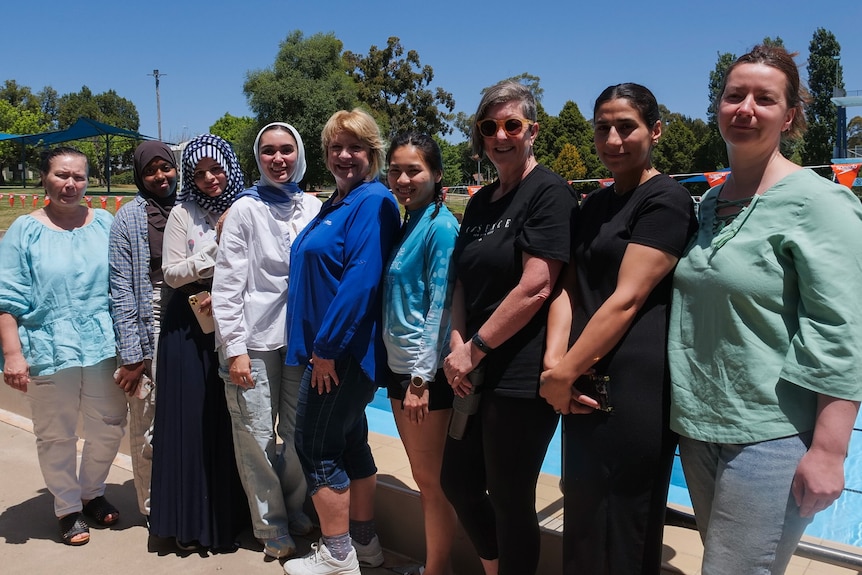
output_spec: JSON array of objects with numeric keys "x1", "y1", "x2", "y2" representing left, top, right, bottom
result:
[{"x1": 476, "y1": 117, "x2": 533, "y2": 138}]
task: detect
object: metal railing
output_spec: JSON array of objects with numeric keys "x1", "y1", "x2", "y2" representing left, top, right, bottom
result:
[{"x1": 665, "y1": 507, "x2": 862, "y2": 571}]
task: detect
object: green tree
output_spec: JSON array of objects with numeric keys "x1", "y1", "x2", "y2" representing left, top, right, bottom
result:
[
  {"x1": 38, "y1": 86, "x2": 59, "y2": 129},
  {"x1": 552, "y1": 143, "x2": 587, "y2": 181},
  {"x1": 56, "y1": 86, "x2": 140, "y2": 184},
  {"x1": 344, "y1": 36, "x2": 455, "y2": 140},
  {"x1": 0, "y1": 80, "x2": 41, "y2": 113},
  {"x1": 245, "y1": 31, "x2": 357, "y2": 188},
  {"x1": 435, "y1": 136, "x2": 468, "y2": 187},
  {"x1": 803, "y1": 28, "x2": 842, "y2": 165},
  {"x1": 701, "y1": 51, "x2": 736, "y2": 170},
  {"x1": 847, "y1": 115, "x2": 862, "y2": 152},
  {"x1": 0, "y1": 99, "x2": 51, "y2": 184},
  {"x1": 536, "y1": 100, "x2": 602, "y2": 178},
  {"x1": 532, "y1": 101, "x2": 555, "y2": 167},
  {"x1": 496, "y1": 73, "x2": 544, "y2": 103},
  {"x1": 654, "y1": 114, "x2": 700, "y2": 175},
  {"x1": 210, "y1": 113, "x2": 257, "y2": 183}
]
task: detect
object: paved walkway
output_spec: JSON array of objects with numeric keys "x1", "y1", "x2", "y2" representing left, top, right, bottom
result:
[
  {"x1": 0, "y1": 409, "x2": 418, "y2": 575},
  {"x1": 2, "y1": 399, "x2": 859, "y2": 575}
]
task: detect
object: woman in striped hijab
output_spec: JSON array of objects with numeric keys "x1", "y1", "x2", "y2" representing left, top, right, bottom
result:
[{"x1": 148, "y1": 134, "x2": 250, "y2": 551}]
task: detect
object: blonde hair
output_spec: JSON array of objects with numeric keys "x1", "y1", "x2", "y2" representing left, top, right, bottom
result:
[{"x1": 321, "y1": 108, "x2": 385, "y2": 178}]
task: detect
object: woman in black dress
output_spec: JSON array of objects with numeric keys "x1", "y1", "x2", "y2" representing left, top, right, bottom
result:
[
  {"x1": 149, "y1": 135, "x2": 249, "y2": 551},
  {"x1": 540, "y1": 83, "x2": 696, "y2": 574}
]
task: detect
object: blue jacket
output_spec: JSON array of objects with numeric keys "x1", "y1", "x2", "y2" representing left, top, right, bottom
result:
[{"x1": 285, "y1": 179, "x2": 400, "y2": 383}]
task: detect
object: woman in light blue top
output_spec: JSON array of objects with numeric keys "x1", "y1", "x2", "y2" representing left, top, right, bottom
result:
[
  {"x1": 669, "y1": 45, "x2": 862, "y2": 575},
  {"x1": 383, "y1": 132, "x2": 458, "y2": 575},
  {"x1": 0, "y1": 147, "x2": 125, "y2": 546}
]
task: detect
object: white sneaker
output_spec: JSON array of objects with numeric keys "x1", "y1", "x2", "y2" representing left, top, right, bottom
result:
[
  {"x1": 352, "y1": 534, "x2": 384, "y2": 567},
  {"x1": 282, "y1": 540, "x2": 360, "y2": 575}
]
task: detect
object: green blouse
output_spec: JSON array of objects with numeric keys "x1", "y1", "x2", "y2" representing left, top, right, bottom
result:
[{"x1": 669, "y1": 169, "x2": 862, "y2": 443}]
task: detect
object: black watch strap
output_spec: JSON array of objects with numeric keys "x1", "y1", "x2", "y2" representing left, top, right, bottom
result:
[{"x1": 471, "y1": 332, "x2": 494, "y2": 354}]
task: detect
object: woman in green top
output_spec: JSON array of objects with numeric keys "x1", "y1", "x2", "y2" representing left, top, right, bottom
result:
[{"x1": 669, "y1": 44, "x2": 862, "y2": 575}]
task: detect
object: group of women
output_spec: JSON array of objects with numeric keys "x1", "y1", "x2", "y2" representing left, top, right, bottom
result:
[{"x1": 1, "y1": 43, "x2": 861, "y2": 575}]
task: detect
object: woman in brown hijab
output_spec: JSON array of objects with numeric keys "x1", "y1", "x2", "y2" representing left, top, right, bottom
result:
[{"x1": 108, "y1": 140, "x2": 178, "y2": 523}]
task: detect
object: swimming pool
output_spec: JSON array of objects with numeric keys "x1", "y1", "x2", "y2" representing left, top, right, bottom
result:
[{"x1": 367, "y1": 389, "x2": 862, "y2": 548}]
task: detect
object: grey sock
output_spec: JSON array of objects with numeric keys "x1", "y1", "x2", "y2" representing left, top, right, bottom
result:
[{"x1": 323, "y1": 532, "x2": 352, "y2": 561}]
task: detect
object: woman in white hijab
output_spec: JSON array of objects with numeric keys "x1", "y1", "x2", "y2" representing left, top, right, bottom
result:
[{"x1": 212, "y1": 122, "x2": 322, "y2": 559}]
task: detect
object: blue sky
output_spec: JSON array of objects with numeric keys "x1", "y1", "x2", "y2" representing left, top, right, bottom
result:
[{"x1": 3, "y1": 0, "x2": 861, "y2": 143}]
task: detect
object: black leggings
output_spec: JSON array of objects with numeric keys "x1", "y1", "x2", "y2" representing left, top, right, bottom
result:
[{"x1": 440, "y1": 393, "x2": 558, "y2": 575}]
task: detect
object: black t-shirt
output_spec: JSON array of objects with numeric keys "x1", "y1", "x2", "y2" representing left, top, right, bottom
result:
[
  {"x1": 572, "y1": 174, "x2": 696, "y2": 408},
  {"x1": 454, "y1": 165, "x2": 578, "y2": 398}
]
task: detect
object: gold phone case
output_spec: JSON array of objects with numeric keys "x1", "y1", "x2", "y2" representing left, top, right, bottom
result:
[{"x1": 188, "y1": 290, "x2": 215, "y2": 334}]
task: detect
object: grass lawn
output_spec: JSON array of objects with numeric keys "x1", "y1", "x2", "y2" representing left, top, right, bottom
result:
[{"x1": 0, "y1": 185, "x2": 137, "y2": 230}]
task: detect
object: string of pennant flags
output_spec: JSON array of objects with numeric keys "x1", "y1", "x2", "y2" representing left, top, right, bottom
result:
[
  {"x1": 0, "y1": 194, "x2": 131, "y2": 210},
  {"x1": 443, "y1": 163, "x2": 862, "y2": 196},
  {"x1": 3, "y1": 164, "x2": 859, "y2": 207}
]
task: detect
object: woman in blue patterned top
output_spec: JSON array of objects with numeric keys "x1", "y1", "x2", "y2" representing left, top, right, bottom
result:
[{"x1": 382, "y1": 132, "x2": 458, "y2": 575}]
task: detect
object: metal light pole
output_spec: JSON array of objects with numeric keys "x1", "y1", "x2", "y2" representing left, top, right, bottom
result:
[{"x1": 148, "y1": 69, "x2": 166, "y2": 141}]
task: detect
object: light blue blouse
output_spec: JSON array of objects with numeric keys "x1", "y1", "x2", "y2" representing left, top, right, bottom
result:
[{"x1": 0, "y1": 210, "x2": 116, "y2": 376}]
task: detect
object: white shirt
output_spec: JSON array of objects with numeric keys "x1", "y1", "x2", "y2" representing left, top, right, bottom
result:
[
  {"x1": 213, "y1": 193, "x2": 321, "y2": 357},
  {"x1": 162, "y1": 200, "x2": 220, "y2": 288}
]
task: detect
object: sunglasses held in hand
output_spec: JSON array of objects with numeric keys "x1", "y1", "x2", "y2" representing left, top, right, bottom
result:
[{"x1": 476, "y1": 117, "x2": 534, "y2": 138}]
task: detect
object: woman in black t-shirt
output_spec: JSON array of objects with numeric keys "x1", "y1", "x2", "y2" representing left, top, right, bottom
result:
[
  {"x1": 540, "y1": 83, "x2": 696, "y2": 575},
  {"x1": 441, "y1": 80, "x2": 578, "y2": 575}
]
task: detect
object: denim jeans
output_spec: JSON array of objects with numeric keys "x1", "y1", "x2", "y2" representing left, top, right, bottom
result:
[
  {"x1": 28, "y1": 358, "x2": 127, "y2": 517},
  {"x1": 295, "y1": 354, "x2": 378, "y2": 494},
  {"x1": 221, "y1": 348, "x2": 307, "y2": 539},
  {"x1": 679, "y1": 433, "x2": 813, "y2": 575}
]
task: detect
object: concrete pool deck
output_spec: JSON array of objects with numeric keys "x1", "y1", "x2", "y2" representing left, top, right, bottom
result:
[{"x1": 0, "y1": 382, "x2": 859, "y2": 575}]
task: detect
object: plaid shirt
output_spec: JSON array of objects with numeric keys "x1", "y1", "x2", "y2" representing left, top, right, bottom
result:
[{"x1": 109, "y1": 194, "x2": 156, "y2": 365}]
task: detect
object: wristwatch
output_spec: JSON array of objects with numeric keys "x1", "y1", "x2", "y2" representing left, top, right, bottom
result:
[
  {"x1": 471, "y1": 332, "x2": 495, "y2": 354},
  {"x1": 409, "y1": 376, "x2": 428, "y2": 397}
]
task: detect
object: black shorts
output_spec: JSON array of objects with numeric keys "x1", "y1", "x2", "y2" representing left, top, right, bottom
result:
[{"x1": 385, "y1": 367, "x2": 454, "y2": 411}]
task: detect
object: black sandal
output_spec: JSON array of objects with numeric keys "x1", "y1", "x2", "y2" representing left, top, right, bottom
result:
[
  {"x1": 59, "y1": 512, "x2": 90, "y2": 546},
  {"x1": 82, "y1": 496, "x2": 119, "y2": 526}
]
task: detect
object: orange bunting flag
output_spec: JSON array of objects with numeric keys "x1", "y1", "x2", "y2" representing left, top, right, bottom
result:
[
  {"x1": 18, "y1": 195, "x2": 26, "y2": 207},
  {"x1": 7, "y1": 195, "x2": 12, "y2": 207},
  {"x1": 599, "y1": 178, "x2": 615, "y2": 188},
  {"x1": 114, "y1": 196, "x2": 122, "y2": 210},
  {"x1": 467, "y1": 186, "x2": 482, "y2": 196},
  {"x1": 31, "y1": 195, "x2": 39, "y2": 208},
  {"x1": 84, "y1": 196, "x2": 92, "y2": 208},
  {"x1": 705, "y1": 171, "x2": 730, "y2": 187},
  {"x1": 831, "y1": 163, "x2": 861, "y2": 189},
  {"x1": 99, "y1": 196, "x2": 108, "y2": 209}
]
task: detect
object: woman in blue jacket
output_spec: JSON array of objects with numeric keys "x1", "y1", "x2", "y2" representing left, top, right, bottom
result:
[{"x1": 283, "y1": 109, "x2": 400, "y2": 575}]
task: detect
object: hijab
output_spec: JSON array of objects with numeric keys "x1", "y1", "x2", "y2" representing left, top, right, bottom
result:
[
  {"x1": 132, "y1": 140, "x2": 177, "y2": 285},
  {"x1": 242, "y1": 122, "x2": 306, "y2": 204},
  {"x1": 177, "y1": 134, "x2": 244, "y2": 215}
]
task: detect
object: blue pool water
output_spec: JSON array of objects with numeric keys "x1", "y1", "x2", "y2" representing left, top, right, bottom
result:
[{"x1": 367, "y1": 389, "x2": 862, "y2": 548}]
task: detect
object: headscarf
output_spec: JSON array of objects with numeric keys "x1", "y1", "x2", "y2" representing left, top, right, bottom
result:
[
  {"x1": 177, "y1": 134, "x2": 244, "y2": 215},
  {"x1": 247, "y1": 122, "x2": 306, "y2": 203},
  {"x1": 132, "y1": 140, "x2": 177, "y2": 285},
  {"x1": 133, "y1": 140, "x2": 177, "y2": 199}
]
